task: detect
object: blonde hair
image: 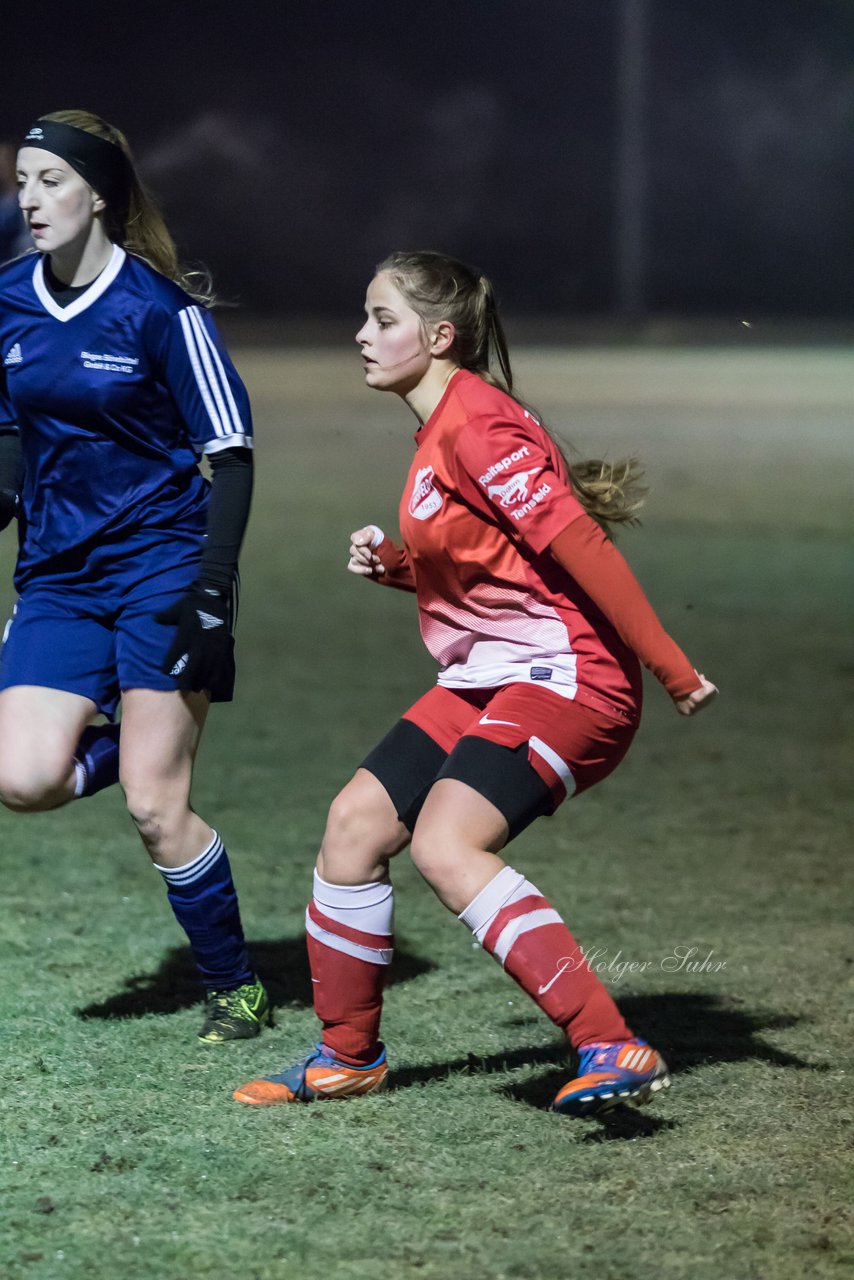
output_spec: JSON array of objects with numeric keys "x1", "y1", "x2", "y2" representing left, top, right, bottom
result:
[
  {"x1": 40, "y1": 110, "x2": 213, "y2": 306},
  {"x1": 377, "y1": 250, "x2": 645, "y2": 533}
]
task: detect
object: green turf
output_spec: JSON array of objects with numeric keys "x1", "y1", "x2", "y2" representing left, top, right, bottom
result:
[{"x1": 1, "y1": 349, "x2": 852, "y2": 1280}]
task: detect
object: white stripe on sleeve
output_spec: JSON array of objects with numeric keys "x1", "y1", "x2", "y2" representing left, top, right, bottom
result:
[
  {"x1": 204, "y1": 434, "x2": 253, "y2": 455},
  {"x1": 179, "y1": 309, "x2": 226, "y2": 438},
  {"x1": 186, "y1": 307, "x2": 233, "y2": 437},
  {"x1": 190, "y1": 308, "x2": 245, "y2": 434}
]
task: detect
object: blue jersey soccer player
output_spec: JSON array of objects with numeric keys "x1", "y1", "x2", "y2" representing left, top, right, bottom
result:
[{"x1": 0, "y1": 111, "x2": 269, "y2": 1042}]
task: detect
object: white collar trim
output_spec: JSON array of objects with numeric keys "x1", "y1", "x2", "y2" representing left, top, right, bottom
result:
[{"x1": 33, "y1": 244, "x2": 127, "y2": 322}]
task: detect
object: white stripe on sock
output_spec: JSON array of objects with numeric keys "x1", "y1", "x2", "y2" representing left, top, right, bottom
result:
[
  {"x1": 458, "y1": 866, "x2": 527, "y2": 938},
  {"x1": 155, "y1": 832, "x2": 224, "y2": 886},
  {"x1": 492, "y1": 908, "x2": 564, "y2": 965},
  {"x1": 305, "y1": 908, "x2": 393, "y2": 966}
]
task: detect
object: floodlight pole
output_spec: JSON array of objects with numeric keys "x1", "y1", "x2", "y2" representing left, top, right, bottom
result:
[{"x1": 615, "y1": 0, "x2": 649, "y2": 316}]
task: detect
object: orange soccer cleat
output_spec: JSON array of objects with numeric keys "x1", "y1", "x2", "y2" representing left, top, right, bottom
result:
[{"x1": 233, "y1": 1043, "x2": 388, "y2": 1105}]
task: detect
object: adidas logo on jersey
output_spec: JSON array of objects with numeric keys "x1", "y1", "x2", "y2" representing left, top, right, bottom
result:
[{"x1": 3, "y1": 343, "x2": 22, "y2": 366}]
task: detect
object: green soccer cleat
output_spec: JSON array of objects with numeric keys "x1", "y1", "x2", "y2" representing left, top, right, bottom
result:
[{"x1": 197, "y1": 978, "x2": 272, "y2": 1043}]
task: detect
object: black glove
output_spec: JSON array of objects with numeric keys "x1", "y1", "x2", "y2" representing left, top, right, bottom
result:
[
  {"x1": 0, "y1": 431, "x2": 24, "y2": 532},
  {"x1": 0, "y1": 488, "x2": 17, "y2": 532},
  {"x1": 155, "y1": 584, "x2": 235, "y2": 702}
]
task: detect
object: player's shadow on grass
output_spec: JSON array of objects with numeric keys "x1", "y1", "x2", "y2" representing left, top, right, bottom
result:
[
  {"x1": 391, "y1": 991, "x2": 825, "y2": 1136},
  {"x1": 76, "y1": 936, "x2": 435, "y2": 1021}
]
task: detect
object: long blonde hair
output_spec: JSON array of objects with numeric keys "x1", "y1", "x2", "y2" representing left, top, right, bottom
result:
[
  {"x1": 40, "y1": 110, "x2": 214, "y2": 306},
  {"x1": 377, "y1": 250, "x2": 645, "y2": 533}
]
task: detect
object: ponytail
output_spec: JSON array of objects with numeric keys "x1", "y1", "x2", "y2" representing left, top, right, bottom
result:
[
  {"x1": 476, "y1": 273, "x2": 514, "y2": 393},
  {"x1": 559, "y1": 455, "x2": 646, "y2": 532}
]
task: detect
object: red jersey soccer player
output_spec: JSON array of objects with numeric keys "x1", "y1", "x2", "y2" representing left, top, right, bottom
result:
[{"x1": 235, "y1": 252, "x2": 717, "y2": 1116}]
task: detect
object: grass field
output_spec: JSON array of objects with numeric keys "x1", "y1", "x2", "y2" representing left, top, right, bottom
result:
[{"x1": 1, "y1": 346, "x2": 852, "y2": 1280}]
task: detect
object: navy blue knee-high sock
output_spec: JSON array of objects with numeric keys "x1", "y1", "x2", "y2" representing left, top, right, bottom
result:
[
  {"x1": 155, "y1": 833, "x2": 254, "y2": 991},
  {"x1": 73, "y1": 724, "x2": 121, "y2": 798}
]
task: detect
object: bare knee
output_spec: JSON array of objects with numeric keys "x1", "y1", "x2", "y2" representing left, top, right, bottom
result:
[
  {"x1": 0, "y1": 762, "x2": 73, "y2": 812},
  {"x1": 318, "y1": 773, "x2": 408, "y2": 883},
  {"x1": 122, "y1": 768, "x2": 212, "y2": 870},
  {"x1": 0, "y1": 689, "x2": 91, "y2": 811},
  {"x1": 410, "y1": 810, "x2": 507, "y2": 916},
  {"x1": 123, "y1": 780, "x2": 182, "y2": 849},
  {"x1": 409, "y1": 795, "x2": 465, "y2": 885},
  {"x1": 124, "y1": 788, "x2": 158, "y2": 841},
  {"x1": 409, "y1": 823, "x2": 448, "y2": 889},
  {"x1": 323, "y1": 787, "x2": 384, "y2": 850}
]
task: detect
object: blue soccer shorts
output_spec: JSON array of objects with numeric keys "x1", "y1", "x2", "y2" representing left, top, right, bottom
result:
[{"x1": 0, "y1": 551, "x2": 200, "y2": 718}]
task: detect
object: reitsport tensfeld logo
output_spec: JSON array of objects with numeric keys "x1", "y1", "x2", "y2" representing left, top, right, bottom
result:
[
  {"x1": 478, "y1": 445, "x2": 531, "y2": 486},
  {"x1": 486, "y1": 467, "x2": 542, "y2": 508}
]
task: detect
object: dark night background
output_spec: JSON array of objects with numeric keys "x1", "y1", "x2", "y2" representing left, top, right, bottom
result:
[{"x1": 2, "y1": 0, "x2": 853, "y2": 318}]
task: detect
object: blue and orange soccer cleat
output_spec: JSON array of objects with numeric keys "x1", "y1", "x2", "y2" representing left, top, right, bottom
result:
[
  {"x1": 233, "y1": 1043, "x2": 388, "y2": 1105},
  {"x1": 552, "y1": 1037, "x2": 670, "y2": 1117}
]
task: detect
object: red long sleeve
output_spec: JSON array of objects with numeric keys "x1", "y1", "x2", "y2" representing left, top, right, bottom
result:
[
  {"x1": 373, "y1": 536, "x2": 417, "y2": 593},
  {"x1": 550, "y1": 518, "x2": 701, "y2": 699}
]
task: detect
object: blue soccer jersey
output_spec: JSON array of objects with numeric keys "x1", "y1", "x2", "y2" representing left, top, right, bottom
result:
[{"x1": 0, "y1": 246, "x2": 252, "y2": 589}]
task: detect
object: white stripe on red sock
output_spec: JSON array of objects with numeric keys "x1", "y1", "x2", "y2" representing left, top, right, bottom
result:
[
  {"x1": 306, "y1": 871, "x2": 394, "y2": 966},
  {"x1": 305, "y1": 904, "x2": 393, "y2": 965},
  {"x1": 458, "y1": 865, "x2": 527, "y2": 943}
]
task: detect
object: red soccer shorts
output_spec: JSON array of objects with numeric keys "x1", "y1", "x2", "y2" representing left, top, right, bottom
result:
[{"x1": 404, "y1": 682, "x2": 638, "y2": 807}]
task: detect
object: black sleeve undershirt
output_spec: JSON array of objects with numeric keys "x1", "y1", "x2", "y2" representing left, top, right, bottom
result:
[{"x1": 197, "y1": 446, "x2": 254, "y2": 591}]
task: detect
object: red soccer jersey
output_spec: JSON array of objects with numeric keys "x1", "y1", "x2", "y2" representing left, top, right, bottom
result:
[{"x1": 395, "y1": 369, "x2": 644, "y2": 717}]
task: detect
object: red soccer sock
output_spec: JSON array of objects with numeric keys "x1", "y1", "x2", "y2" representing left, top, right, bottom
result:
[
  {"x1": 459, "y1": 866, "x2": 632, "y2": 1049},
  {"x1": 305, "y1": 870, "x2": 394, "y2": 1065}
]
